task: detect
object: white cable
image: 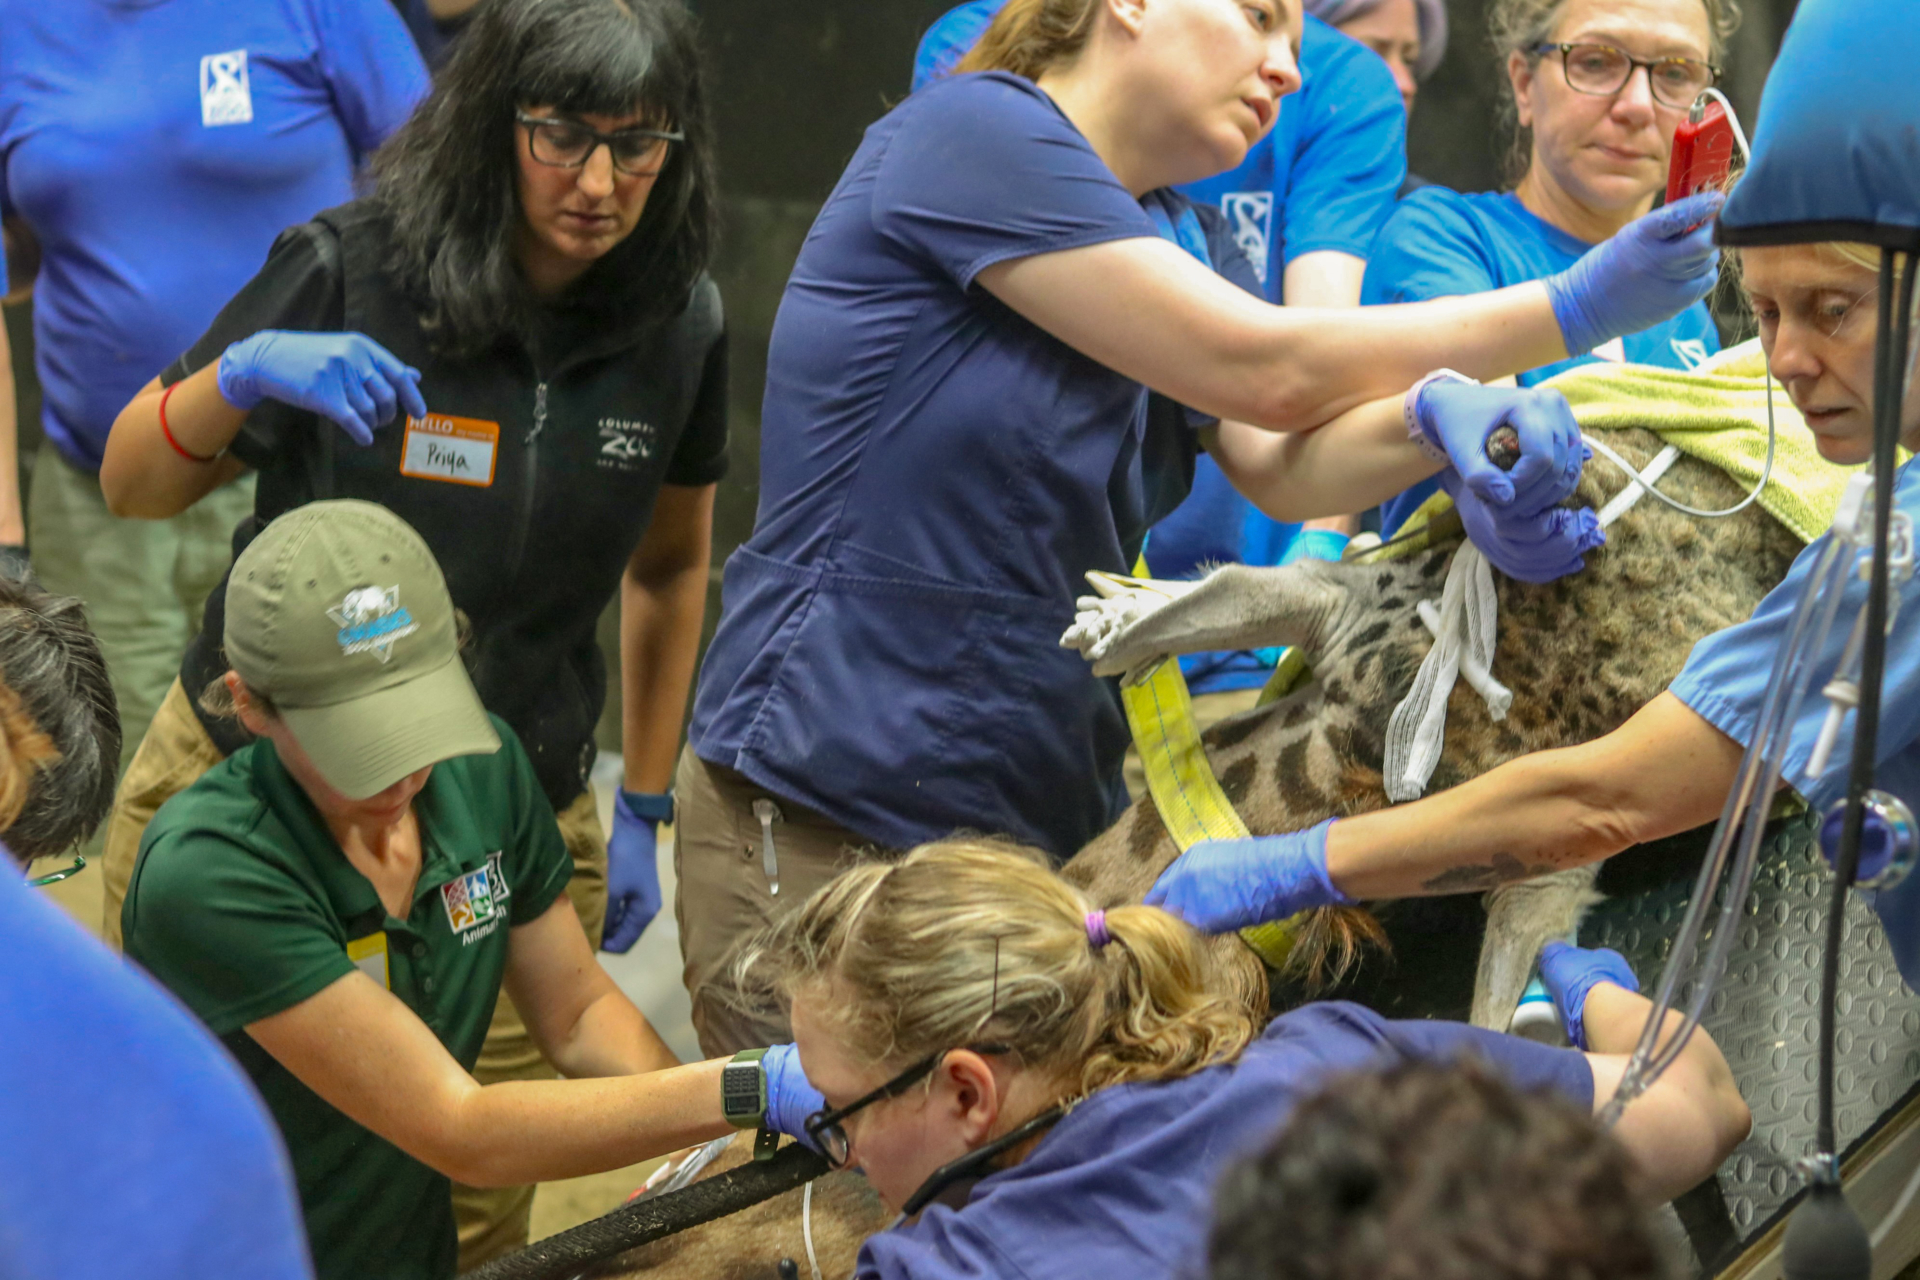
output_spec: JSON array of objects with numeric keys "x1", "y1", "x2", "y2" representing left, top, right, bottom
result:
[
  {"x1": 1871, "y1": 1152, "x2": 1920, "y2": 1250},
  {"x1": 1578, "y1": 377, "x2": 1777, "y2": 521},
  {"x1": 802, "y1": 1179, "x2": 824, "y2": 1280},
  {"x1": 1697, "y1": 87, "x2": 1752, "y2": 162}
]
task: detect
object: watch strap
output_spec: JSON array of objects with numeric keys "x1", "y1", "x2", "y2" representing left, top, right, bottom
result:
[{"x1": 722, "y1": 1047, "x2": 769, "y2": 1128}]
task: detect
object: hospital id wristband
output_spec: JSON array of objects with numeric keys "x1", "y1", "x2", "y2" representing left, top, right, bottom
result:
[
  {"x1": 721, "y1": 1048, "x2": 769, "y2": 1128},
  {"x1": 1403, "y1": 369, "x2": 1479, "y2": 464}
]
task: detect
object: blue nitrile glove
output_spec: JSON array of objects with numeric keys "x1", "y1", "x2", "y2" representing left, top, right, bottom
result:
[
  {"x1": 1544, "y1": 192, "x2": 1723, "y2": 360},
  {"x1": 764, "y1": 1043, "x2": 827, "y2": 1150},
  {"x1": 1144, "y1": 818, "x2": 1350, "y2": 934},
  {"x1": 1414, "y1": 380, "x2": 1584, "y2": 511},
  {"x1": 601, "y1": 789, "x2": 667, "y2": 954},
  {"x1": 216, "y1": 330, "x2": 427, "y2": 447},
  {"x1": 1441, "y1": 459, "x2": 1606, "y2": 585},
  {"x1": 1538, "y1": 941, "x2": 1639, "y2": 1051}
]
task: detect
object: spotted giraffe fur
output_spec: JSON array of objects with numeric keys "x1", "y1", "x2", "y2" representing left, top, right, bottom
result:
[{"x1": 1061, "y1": 423, "x2": 1804, "y2": 1029}]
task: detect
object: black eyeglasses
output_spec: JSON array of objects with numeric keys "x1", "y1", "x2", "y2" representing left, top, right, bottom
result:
[
  {"x1": 805, "y1": 1044, "x2": 1010, "y2": 1170},
  {"x1": 26, "y1": 853, "x2": 86, "y2": 888},
  {"x1": 1531, "y1": 42, "x2": 1720, "y2": 110},
  {"x1": 514, "y1": 112, "x2": 683, "y2": 177}
]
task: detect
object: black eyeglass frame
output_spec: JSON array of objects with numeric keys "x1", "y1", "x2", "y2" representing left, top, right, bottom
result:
[
  {"x1": 1529, "y1": 42, "x2": 1721, "y2": 109},
  {"x1": 805, "y1": 1043, "x2": 1011, "y2": 1169},
  {"x1": 513, "y1": 111, "x2": 685, "y2": 177}
]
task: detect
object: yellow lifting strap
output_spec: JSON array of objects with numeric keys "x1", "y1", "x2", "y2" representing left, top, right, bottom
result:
[{"x1": 1118, "y1": 557, "x2": 1298, "y2": 969}]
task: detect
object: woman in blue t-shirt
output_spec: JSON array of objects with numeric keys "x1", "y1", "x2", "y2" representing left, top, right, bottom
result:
[
  {"x1": 1144, "y1": 239, "x2": 1920, "y2": 992},
  {"x1": 680, "y1": 0, "x2": 1726, "y2": 1053},
  {"x1": 1364, "y1": 0, "x2": 1737, "y2": 533},
  {"x1": 747, "y1": 839, "x2": 1748, "y2": 1280}
]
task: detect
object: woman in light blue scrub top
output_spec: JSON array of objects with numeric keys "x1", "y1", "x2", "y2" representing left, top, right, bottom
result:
[
  {"x1": 1146, "y1": 239, "x2": 1920, "y2": 988},
  {"x1": 1364, "y1": 0, "x2": 1734, "y2": 534}
]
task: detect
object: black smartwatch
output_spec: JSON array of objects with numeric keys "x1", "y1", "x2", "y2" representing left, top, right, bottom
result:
[{"x1": 721, "y1": 1048, "x2": 769, "y2": 1129}]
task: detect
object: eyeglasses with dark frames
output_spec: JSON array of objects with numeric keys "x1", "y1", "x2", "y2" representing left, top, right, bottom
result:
[
  {"x1": 26, "y1": 853, "x2": 86, "y2": 888},
  {"x1": 1530, "y1": 42, "x2": 1720, "y2": 110},
  {"x1": 514, "y1": 112, "x2": 684, "y2": 177},
  {"x1": 805, "y1": 1044, "x2": 1011, "y2": 1170}
]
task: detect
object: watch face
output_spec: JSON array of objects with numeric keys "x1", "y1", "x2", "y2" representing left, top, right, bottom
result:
[{"x1": 722, "y1": 1063, "x2": 762, "y2": 1116}]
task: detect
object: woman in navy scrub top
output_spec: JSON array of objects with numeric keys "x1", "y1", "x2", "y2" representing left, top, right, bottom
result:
[
  {"x1": 755, "y1": 839, "x2": 1749, "y2": 1280},
  {"x1": 679, "y1": 0, "x2": 1726, "y2": 1053}
]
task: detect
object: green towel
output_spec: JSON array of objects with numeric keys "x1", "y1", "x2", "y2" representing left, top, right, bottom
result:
[{"x1": 1542, "y1": 338, "x2": 1885, "y2": 544}]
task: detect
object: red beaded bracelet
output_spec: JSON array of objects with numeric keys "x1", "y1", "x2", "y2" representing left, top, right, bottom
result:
[{"x1": 158, "y1": 381, "x2": 221, "y2": 464}]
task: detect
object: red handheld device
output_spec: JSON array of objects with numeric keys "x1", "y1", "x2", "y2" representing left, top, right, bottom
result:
[{"x1": 1666, "y1": 98, "x2": 1736, "y2": 205}]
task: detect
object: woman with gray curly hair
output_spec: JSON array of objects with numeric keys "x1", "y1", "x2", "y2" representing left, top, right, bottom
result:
[{"x1": 1362, "y1": 0, "x2": 1741, "y2": 535}]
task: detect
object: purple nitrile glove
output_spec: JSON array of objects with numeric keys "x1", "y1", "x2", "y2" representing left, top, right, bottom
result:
[
  {"x1": 217, "y1": 330, "x2": 427, "y2": 447},
  {"x1": 1414, "y1": 381, "x2": 1585, "y2": 511},
  {"x1": 1144, "y1": 818, "x2": 1349, "y2": 934},
  {"x1": 1544, "y1": 192, "x2": 1724, "y2": 359},
  {"x1": 1538, "y1": 941, "x2": 1640, "y2": 1051},
  {"x1": 764, "y1": 1043, "x2": 827, "y2": 1151},
  {"x1": 601, "y1": 789, "x2": 666, "y2": 954},
  {"x1": 1441, "y1": 437, "x2": 1605, "y2": 585}
]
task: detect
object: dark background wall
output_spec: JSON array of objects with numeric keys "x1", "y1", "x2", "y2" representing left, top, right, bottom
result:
[{"x1": 0, "y1": 0, "x2": 1802, "y2": 753}]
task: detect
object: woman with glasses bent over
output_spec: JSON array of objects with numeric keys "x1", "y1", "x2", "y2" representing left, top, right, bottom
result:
[
  {"x1": 95, "y1": 0, "x2": 725, "y2": 1266},
  {"x1": 1363, "y1": 0, "x2": 1736, "y2": 535},
  {"x1": 734, "y1": 839, "x2": 1748, "y2": 1279},
  {"x1": 678, "y1": 0, "x2": 1726, "y2": 1054}
]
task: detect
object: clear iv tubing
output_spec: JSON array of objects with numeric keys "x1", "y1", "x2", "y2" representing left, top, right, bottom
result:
[{"x1": 1598, "y1": 514, "x2": 1862, "y2": 1127}]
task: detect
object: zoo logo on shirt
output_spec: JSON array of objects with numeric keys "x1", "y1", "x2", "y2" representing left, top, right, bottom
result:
[
  {"x1": 1220, "y1": 192, "x2": 1274, "y2": 285},
  {"x1": 199, "y1": 50, "x2": 253, "y2": 128},
  {"x1": 598, "y1": 417, "x2": 659, "y2": 473},
  {"x1": 442, "y1": 852, "x2": 511, "y2": 943}
]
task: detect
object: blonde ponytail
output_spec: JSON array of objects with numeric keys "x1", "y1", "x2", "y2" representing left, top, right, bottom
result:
[
  {"x1": 740, "y1": 838, "x2": 1255, "y2": 1093},
  {"x1": 955, "y1": 0, "x2": 1103, "y2": 81}
]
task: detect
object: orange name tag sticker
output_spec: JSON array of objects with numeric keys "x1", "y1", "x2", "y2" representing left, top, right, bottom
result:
[{"x1": 401, "y1": 414, "x2": 500, "y2": 487}]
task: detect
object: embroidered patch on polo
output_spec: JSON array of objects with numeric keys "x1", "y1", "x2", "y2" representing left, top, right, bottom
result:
[{"x1": 441, "y1": 853, "x2": 510, "y2": 934}]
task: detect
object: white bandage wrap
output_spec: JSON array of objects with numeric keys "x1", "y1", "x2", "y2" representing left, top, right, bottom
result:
[
  {"x1": 1382, "y1": 441, "x2": 1682, "y2": 802},
  {"x1": 1402, "y1": 368, "x2": 1480, "y2": 465},
  {"x1": 1384, "y1": 544, "x2": 1507, "y2": 802}
]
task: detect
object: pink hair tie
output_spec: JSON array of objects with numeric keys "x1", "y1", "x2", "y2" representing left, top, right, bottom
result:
[{"x1": 1085, "y1": 910, "x2": 1112, "y2": 950}]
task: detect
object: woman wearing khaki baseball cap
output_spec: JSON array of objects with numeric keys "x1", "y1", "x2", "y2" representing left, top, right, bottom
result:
[{"x1": 120, "y1": 501, "x2": 827, "y2": 1280}]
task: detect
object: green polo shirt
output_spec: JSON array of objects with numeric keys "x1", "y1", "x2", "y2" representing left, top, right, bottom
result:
[{"x1": 122, "y1": 715, "x2": 572, "y2": 1280}]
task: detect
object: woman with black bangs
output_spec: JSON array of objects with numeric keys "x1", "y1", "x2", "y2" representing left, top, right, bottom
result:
[{"x1": 94, "y1": 0, "x2": 725, "y2": 1265}]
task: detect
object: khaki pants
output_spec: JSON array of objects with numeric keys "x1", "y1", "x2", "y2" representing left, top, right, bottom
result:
[
  {"x1": 29, "y1": 440, "x2": 255, "y2": 780},
  {"x1": 1122, "y1": 686, "x2": 1266, "y2": 801},
  {"x1": 674, "y1": 746, "x2": 875, "y2": 1056},
  {"x1": 100, "y1": 677, "x2": 609, "y2": 1272}
]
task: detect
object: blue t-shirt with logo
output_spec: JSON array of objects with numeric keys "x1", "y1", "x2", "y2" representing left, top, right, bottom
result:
[
  {"x1": 0, "y1": 861, "x2": 312, "y2": 1280},
  {"x1": 0, "y1": 0, "x2": 427, "y2": 469},
  {"x1": 857, "y1": 1002, "x2": 1594, "y2": 1280},
  {"x1": 1363, "y1": 187, "x2": 1722, "y2": 534}
]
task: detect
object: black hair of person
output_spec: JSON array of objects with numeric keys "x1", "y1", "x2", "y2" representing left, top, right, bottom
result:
[
  {"x1": 371, "y1": 0, "x2": 718, "y2": 357},
  {"x1": 0, "y1": 578, "x2": 120, "y2": 864},
  {"x1": 1208, "y1": 1060, "x2": 1676, "y2": 1280}
]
